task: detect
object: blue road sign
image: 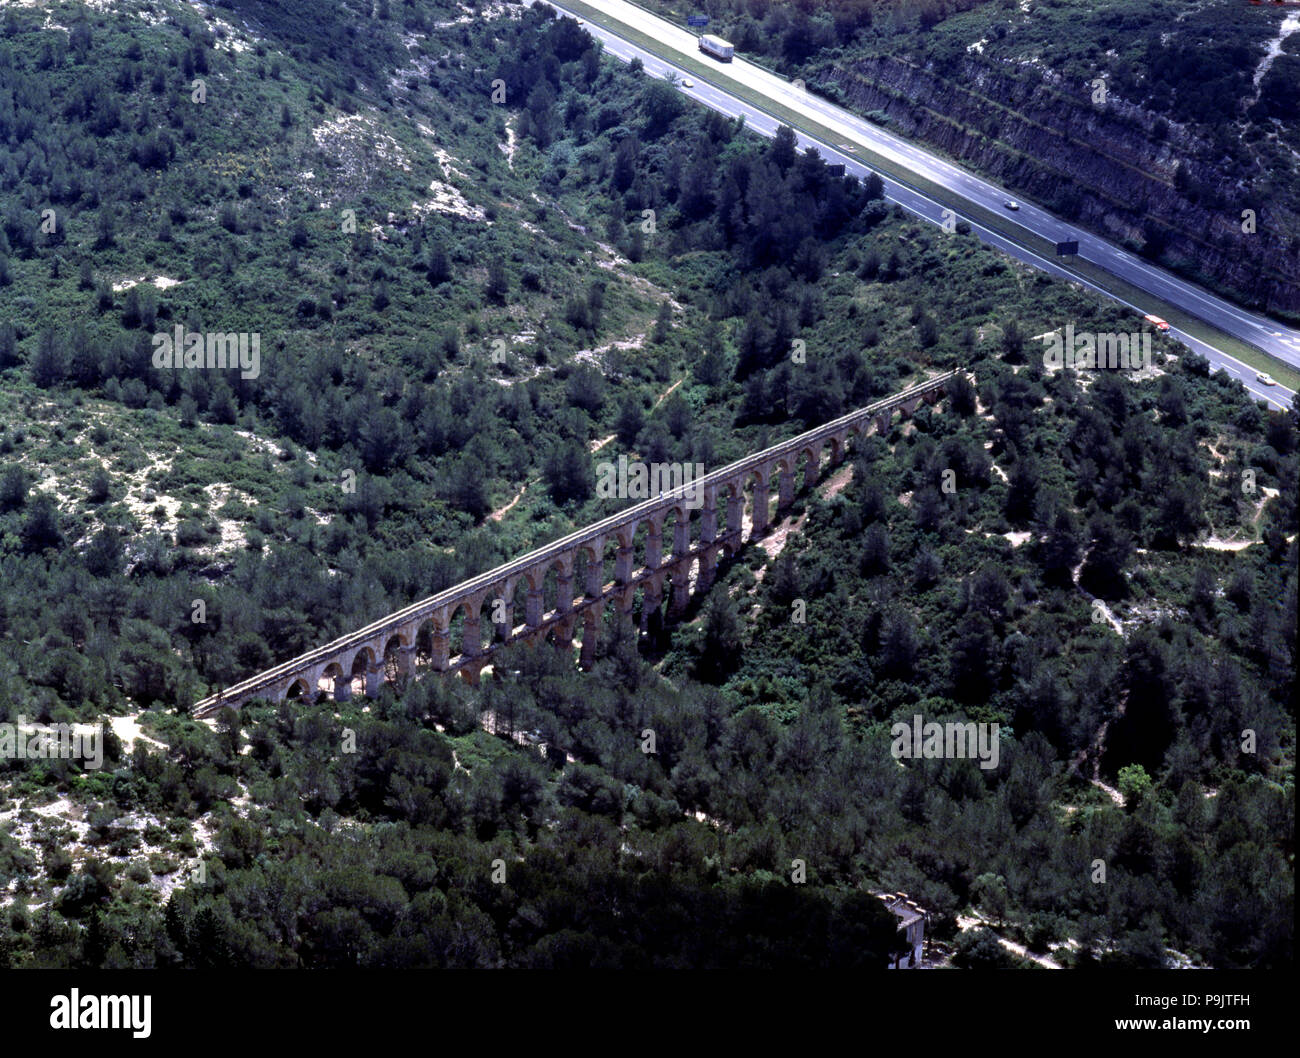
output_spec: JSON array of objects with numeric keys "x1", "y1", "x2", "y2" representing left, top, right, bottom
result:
[
  {"x1": 687, "y1": 15, "x2": 709, "y2": 27},
  {"x1": 1056, "y1": 240, "x2": 1079, "y2": 256}
]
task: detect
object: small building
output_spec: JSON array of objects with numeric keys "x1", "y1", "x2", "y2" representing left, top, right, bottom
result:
[{"x1": 879, "y1": 892, "x2": 928, "y2": 969}]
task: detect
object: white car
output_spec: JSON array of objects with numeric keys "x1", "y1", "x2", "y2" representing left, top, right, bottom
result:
[
  {"x1": 1004, "y1": 199, "x2": 1020, "y2": 211},
  {"x1": 1257, "y1": 372, "x2": 1276, "y2": 386},
  {"x1": 681, "y1": 78, "x2": 695, "y2": 88}
]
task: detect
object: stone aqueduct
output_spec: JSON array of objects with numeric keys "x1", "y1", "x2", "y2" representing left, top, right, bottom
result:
[{"x1": 193, "y1": 372, "x2": 959, "y2": 718}]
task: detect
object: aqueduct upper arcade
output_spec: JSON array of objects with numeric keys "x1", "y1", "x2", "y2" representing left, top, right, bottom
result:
[{"x1": 193, "y1": 371, "x2": 960, "y2": 717}]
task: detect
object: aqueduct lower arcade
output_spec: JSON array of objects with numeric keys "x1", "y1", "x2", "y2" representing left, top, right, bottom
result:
[{"x1": 193, "y1": 372, "x2": 959, "y2": 717}]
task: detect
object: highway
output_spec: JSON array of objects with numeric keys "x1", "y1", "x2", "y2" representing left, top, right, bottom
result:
[{"x1": 548, "y1": 0, "x2": 1297, "y2": 411}]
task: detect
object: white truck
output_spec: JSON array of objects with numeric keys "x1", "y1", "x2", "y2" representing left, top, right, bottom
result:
[{"x1": 698, "y1": 34, "x2": 734, "y2": 61}]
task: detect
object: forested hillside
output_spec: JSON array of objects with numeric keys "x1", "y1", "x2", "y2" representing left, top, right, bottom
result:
[
  {"x1": 0, "y1": 0, "x2": 1293, "y2": 969},
  {"x1": 640, "y1": 0, "x2": 1300, "y2": 317}
]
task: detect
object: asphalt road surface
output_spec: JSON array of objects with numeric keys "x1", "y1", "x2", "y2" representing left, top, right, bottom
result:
[{"x1": 551, "y1": 0, "x2": 1297, "y2": 411}]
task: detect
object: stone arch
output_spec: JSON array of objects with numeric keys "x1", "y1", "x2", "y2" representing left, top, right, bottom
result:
[
  {"x1": 798, "y1": 444, "x2": 821, "y2": 489},
  {"x1": 413, "y1": 619, "x2": 434, "y2": 663},
  {"x1": 698, "y1": 483, "x2": 718, "y2": 521},
  {"x1": 626, "y1": 580, "x2": 648, "y2": 632},
  {"x1": 842, "y1": 424, "x2": 872, "y2": 463},
  {"x1": 715, "y1": 477, "x2": 746, "y2": 555},
  {"x1": 382, "y1": 633, "x2": 409, "y2": 686},
  {"x1": 504, "y1": 583, "x2": 529, "y2": 642},
  {"x1": 480, "y1": 578, "x2": 517, "y2": 645},
  {"x1": 441, "y1": 608, "x2": 467, "y2": 665},
  {"x1": 598, "y1": 543, "x2": 624, "y2": 600},
  {"x1": 520, "y1": 562, "x2": 548, "y2": 595},
  {"x1": 607, "y1": 526, "x2": 636, "y2": 586},
  {"x1": 666, "y1": 551, "x2": 697, "y2": 617},
  {"x1": 439, "y1": 597, "x2": 481, "y2": 660},
  {"x1": 348, "y1": 647, "x2": 375, "y2": 696},
  {"x1": 458, "y1": 658, "x2": 485, "y2": 687},
  {"x1": 714, "y1": 479, "x2": 738, "y2": 540},
  {"x1": 470, "y1": 596, "x2": 497, "y2": 653},
  {"x1": 629, "y1": 568, "x2": 668, "y2": 638},
  {"x1": 453, "y1": 595, "x2": 484, "y2": 623},
  {"x1": 551, "y1": 613, "x2": 579, "y2": 658},
  {"x1": 525, "y1": 554, "x2": 572, "y2": 615},
  {"x1": 632, "y1": 518, "x2": 651, "y2": 574},
  {"x1": 772, "y1": 454, "x2": 802, "y2": 510},
  {"x1": 659, "y1": 504, "x2": 690, "y2": 564},
  {"x1": 513, "y1": 563, "x2": 552, "y2": 630},
  {"x1": 574, "y1": 541, "x2": 603, "y2": 603},
  {"x1": 827, "y1": 433, "x2": 847, "y2": 465},
  {"x1": 576, "y1": 599, "x2": 601, "y2": 669},
  {"x1": 631, "y1": 509, "x2": 671, "y2": 573},
  {"x1": 497, "y1": 574, "x2": 523, "y2": 605},
  {"x1": 539, "y1": 563, "x2": 563, "y2": 623},
  {"x1": 742, "y1": 465, "x2": 772, "y2": 539},
  {"x1": 284, "y1": 677, "x2": 310, "y2": 701},
  {"x1": 320, "y1": 662, "x2": 347, "y2": 700}
]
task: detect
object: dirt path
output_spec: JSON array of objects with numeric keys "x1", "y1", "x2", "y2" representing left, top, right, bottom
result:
[
  {"x1": 651, "y1": 376, "x2": 684, "y2": 410},
  {"x1": 819, "y1": 465, "x2": 853, "y2": 499},
  {"x1": 1072, "y1": 556, "x2": 1123, "y2": 636},
  {"x1": 1091, "y1": 778, "x2": 1124, "y2": 806},
  {"x1": 752, "y1": 512, "x2": 805, "y2": 579},
  {"x1": 489, "y1": 478, "x2": 536, "y2": 522},
  {"x1": 108, "y1": 714, "x2": 168, "y2": 752},
  {"x1": 499, "y1": 118, "x2": 517, "y2": 169},
  {"x1": 957, "y1": 912, "x2": 1063, "y2": 969},
  {"x1": 1068, "y1": 687, "x2": 1129, "y2": 806}
]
